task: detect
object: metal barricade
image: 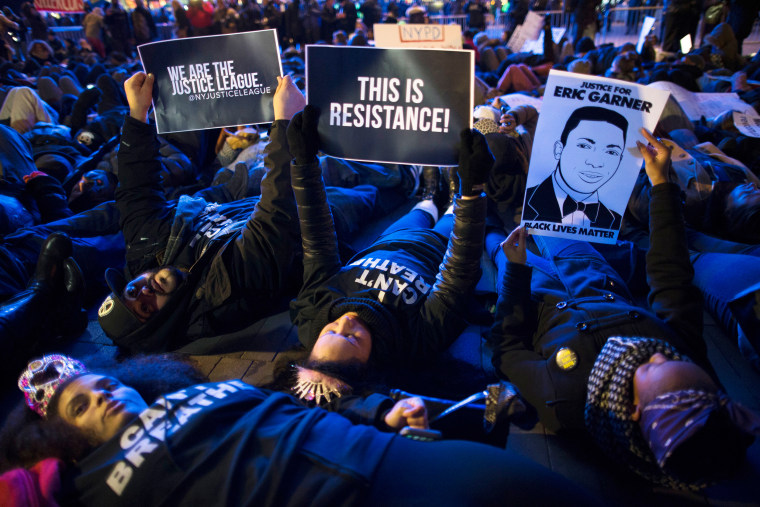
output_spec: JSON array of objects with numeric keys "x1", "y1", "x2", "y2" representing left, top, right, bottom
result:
[
  {"x1": 48, "y1": 26, "x2": 85, "y2": 43},
  {"x1": 427, "y1": 14, "x2": 467, "y2": 30},
  {"x1": 597, "y1": 6, "x2": 663, "y2": 46}
]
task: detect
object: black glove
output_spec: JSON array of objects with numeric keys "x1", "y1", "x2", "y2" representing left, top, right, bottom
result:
[
  {"x1": 286, "y1": 105, "x2": 320, "y2": 165},
  {"x1": 458, "y1": 128, "x2": 494, "y2": 196}
]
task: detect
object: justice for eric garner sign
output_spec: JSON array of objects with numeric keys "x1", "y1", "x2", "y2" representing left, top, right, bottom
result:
[
  {"x1": 137, "y1": 30, "x2": 282, "y2": 134},
  {"x1": 520, "y1": 70, "x2": 669, "y2": 244},
  {"x1": 306, "y1": 46, "x2": 473, "y2": 166}
]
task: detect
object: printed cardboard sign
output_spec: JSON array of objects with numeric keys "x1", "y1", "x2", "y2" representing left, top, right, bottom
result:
[
  {"x1": 636, "y1": 16, "x2": 656, "y2": 54},
  {"x1": 680, "y1": 34, "x2": 693, "y2": 54},
  {"x1": 373, "y1": 24, "x2": 462, "y2": 49},
  {"x1": 138, "y1": 30, "x2": 282, "y2": 134},
  {"x1": 497, "y1": 93, "x2": 543, "y2": 113},
  {"x1": 507, "y1": 11, "x2": 545, "y2": 52},
  {"x1": 34, "y1": 0, "x2": 84, "y2": 13},
  {"x1": 520, "y1": 70, "x2": 669, "y2": 244},
  {"x1": 648, "y1": 80, "x2": 756, "y2": 121},
  {"x1": 306, "y1": 46, "x2": 473, "y2": 166},
  {"x1": 520, "y1": 27, "x2": 565, "y2": 54},
  {"x1": 733, "y1": 111, "x2": 760, "y2": 138}
]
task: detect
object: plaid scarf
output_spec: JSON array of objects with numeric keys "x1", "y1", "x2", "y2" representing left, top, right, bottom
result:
[{"x1": 584, "y1": 336, "x2": 703, "y2": 491}]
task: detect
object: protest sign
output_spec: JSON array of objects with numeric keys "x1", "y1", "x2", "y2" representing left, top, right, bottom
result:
[
  {"x1": 636, "y1": 16, "x2": 656, "y2": 54},
  {"x1": 138, "y1": 30, "x2": 282, "y2": 134},
  {"x1": 733, "y1": 111, "x2": 760, "y2": 138},
  {"x1": 35, "y1": 0, "x2": 84, "y2": 13},
  {"x1": 497, "y1": 93, "x2": 543, "y2": 113},
  {"x1": 648, "y1": 80, "x2": 755, "y2": 120},
  {"x1": 680, "y1": 34, "x2": 693, "y2": 54},
  {"x1": 520, "y1": 70, "x2": 669, "y2": 244},
  {"x1": 507, "y1": 11, "x2": 545, "y2": 52},
  {"x1": 374, "y1": 24, "x2": 462, "y2": 49},
  {"x1": 306, "y1": 46, "x2": 473, "y2": 166},
  {"x1": 520, "y1": 28, "x2": 566, "y2": 54}
]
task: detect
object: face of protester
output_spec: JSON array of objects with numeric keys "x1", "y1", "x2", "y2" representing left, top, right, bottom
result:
[
  {"x1": 726, "y1": 182, "x2": 760, "y2": 213},
  {"x1": 68, "y1": 169, "x2": 115, "y2": 204},
  {"x1": 631, "y1": 353, "x2": 717, "y2": 420},
  {"x1": 310, "y1": 312, "x2": 372, "y2": 364},
  {"x1": 122, "y1": 266, "x2": 187, "y2": 321},
  {"x1": 56, "y1": 374, "x2": 147, "y2": 444},
  {"x1": 555, "y1": 120, "x2": 625, "y2": 195},
  {"x1": 30, "y1": 42, "x2": 51, "y2": 59}
]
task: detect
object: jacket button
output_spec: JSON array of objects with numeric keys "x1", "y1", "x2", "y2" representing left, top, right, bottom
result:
[
  {"x1": 556, "y1": 301, "x2": 567, "y2": 309},
  {"x1": 628, "y1": 310, "x2": 640, "y2": 319},
  {"x1": 604, "y1": 293, "x2": 615, "y2": 301},
  {"x1": 576, "y1": 322, "x2": 588, "y2": 331}
]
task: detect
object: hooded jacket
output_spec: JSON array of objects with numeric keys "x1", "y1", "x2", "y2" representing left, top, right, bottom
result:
[
  {"x1": 289, "y1": 159, "x2": 487, "y2": 364},
  {"x1": 111, "y1": 117, "x2": 301, "y2": 352}
]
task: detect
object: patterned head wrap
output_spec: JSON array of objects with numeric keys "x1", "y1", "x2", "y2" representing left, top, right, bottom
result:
[{"x1": 641, "y1": 390, "x2": 760, "y2": 468}]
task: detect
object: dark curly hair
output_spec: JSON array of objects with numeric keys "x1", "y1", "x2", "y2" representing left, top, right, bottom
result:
[{"x1": 0, "y1": 354, "x2": 206, "y2": 472}]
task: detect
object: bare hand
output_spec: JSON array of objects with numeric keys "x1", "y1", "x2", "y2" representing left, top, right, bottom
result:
[
  {"x1": 124, "y1": 72, "x2": 154, "y2": 123},
  {"x1": 498, "y1": 113, "x2": 516, "y2": 134},
  {"x1": 273, "y1": 75, "x2": 306, "y2": 121},
  {"x1": 502, "y1": 226, "x2": 527, "y2": 265},
  {"x1": 384, "y1": 397, "x2": 429, "y2": 430},
  {"x1": 636, "y1": 128, "x2": 672, "y2": 187}
]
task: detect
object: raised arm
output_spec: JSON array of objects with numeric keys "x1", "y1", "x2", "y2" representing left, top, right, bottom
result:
[
  {"x1": 117, "y1": 72, "x2": 173, "y2": 274},
  {"x1": 414, "y1": 129, "x2": 490, "y2": 357},
  {"x1": 486, "y1": 227, "x2": 556, "y2": 427},
  {"x1": 216, "y1": 76, "x2": 303, "y2": 296},
  {"x1": 287, "y1": 100, "x2": 345, "y2": 329},
  {"x1": 637, "y1": 129, "x2": 703, "y2": 343}
]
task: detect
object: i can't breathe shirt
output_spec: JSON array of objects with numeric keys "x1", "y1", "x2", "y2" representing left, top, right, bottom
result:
[{"x1": 71, "y1": 381, "x2": 394, "y2": 506}]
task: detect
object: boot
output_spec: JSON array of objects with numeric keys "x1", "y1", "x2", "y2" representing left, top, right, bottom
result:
[
  {"x1": 444, "y1": 167, "x2": 460, "y2": 207},
  {"x1": 0, "y1": 234, "x2": 82, "y2": 379},
  {"x1": 29, "y1": 232, "x2": 72, "y2": 292},
  {"x1": 420, "y1": 166, "x2": 440, "y2": 201},
  {"x1": 58, "y1": 257, "x2": 88, "y2": 338},
  {"x1": 420, "y1": 166, "x2": 449, "y2": 213}
]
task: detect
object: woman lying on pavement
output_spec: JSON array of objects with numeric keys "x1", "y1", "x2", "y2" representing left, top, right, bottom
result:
[{"x1": 0, "y1": 353, "x2": 595, "y2": 506}]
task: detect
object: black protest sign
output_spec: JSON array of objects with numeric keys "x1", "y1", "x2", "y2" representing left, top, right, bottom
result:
[
  {"x1": 138, "y1": 30, "x2": 282, "y2": 134},
  {"x1": 306, "y1": 46, "x2": 473, "y2": 166}
]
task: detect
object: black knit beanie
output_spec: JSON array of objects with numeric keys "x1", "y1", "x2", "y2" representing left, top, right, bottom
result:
[{"x1": 312, "y1": 297, "x2": 400, "y2": 364}]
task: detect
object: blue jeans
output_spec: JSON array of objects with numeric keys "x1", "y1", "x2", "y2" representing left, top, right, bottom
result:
[
  {"x1": 320, "y1": 156, "x2": 408, "y2": 216},
  {"x1": 380, "y1": 208, "x2": 454, "y2": 239},
  {"x1": 0, "y1": 202, "x2": 125, "y2": 301},
  {"x1": 690, "y1": 250, "x2": 760, "y2": 368}
]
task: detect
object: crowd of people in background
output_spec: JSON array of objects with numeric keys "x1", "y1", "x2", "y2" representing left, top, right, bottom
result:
[{"x1": 0, "y1": 0, "x2": 760, "y2": 503}]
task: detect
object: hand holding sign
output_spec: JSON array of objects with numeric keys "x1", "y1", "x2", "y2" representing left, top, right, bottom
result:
[
  {"x1": 125, "y1": 72, "x2": 155, "y2": 123},
  {"x1": 501, "y1": 226, "x2": 527, "y2": 265},
  {"x1": 287, "y1": 106, "x2": 321, "y2": 165},
  {"x1": 458, "y1": 129, "x2": 494, "y2": 196},
  {"x1": 636, "y1": 128, "x2": 672, "y2": 187},
  {"x1": 274, "y1": 75, "x2": 306, "y2": 121}
]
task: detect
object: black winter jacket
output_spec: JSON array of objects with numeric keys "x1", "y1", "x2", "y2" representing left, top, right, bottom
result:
[
  {"x1": 289, "y1": 159, "x2": 487, "y2": 364},
  {"x1": 489, "y1": 183, "x2": 711, "y2": 432},
  {"x1": 112, "y1": 118, "x2": 301, "y2": 352}
]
